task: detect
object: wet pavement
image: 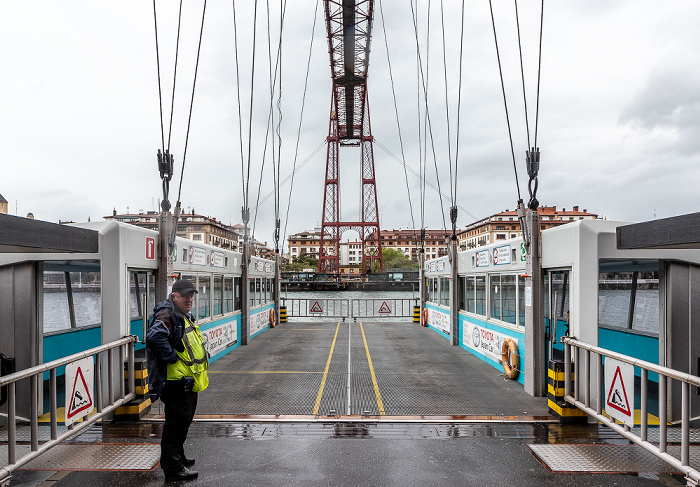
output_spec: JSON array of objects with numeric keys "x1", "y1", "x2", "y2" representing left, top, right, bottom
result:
[{"x1": 3, "y1": 321, "x2": 694, "y2": 486}]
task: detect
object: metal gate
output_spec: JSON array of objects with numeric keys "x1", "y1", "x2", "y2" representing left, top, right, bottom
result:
[{"x1": 281, "y1": 298, "x2": 418, "y2": 320}]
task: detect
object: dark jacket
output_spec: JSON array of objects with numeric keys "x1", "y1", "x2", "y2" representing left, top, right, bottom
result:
[{"x1": 146, "y1": 297, "x2": 193, "y2": 401}]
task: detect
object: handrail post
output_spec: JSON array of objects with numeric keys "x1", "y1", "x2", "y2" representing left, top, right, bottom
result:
[
  {"x1": 682, "y1": 381, "x2": 689, "y2": 466},
  {"x1": 8, "y1": 382, "x2": 16, "y2": 465},
  {"x1": 30, "y1": 375, "x2": 38, "y2": 452},
  {"x1": 640, "y1": 368, "x2": 648, "y2": 442},
  {"x1": 596, "y1": 353, "x2": 603, "y2": 415},
  {"x1": 119, "y1": 344, "x2": 125, "y2": 399},
  {"x1": 108, "y1": 348, "x2": 114, "y2": 405},
  {"x1": 96, "y1": 351, "x2": 103, "y2": 413},
  {"x1": 584, "y1": 349, "x2": 590, "y2": 408},
  {"x1": 574, "y1": 345, "x2": 580, "y2": 402},
  {"x1": 659, "y1": 374, "x2": 667, "y2": 453},
  {"x1": 128, "y1": 341, "x2": 135, "y2": 396},
  {"x1": 564, "y1": 342, "x2": 571, "y2": 399},
  {"x1": 50, "y1": 369, "x2": 58, "y2": 440}
]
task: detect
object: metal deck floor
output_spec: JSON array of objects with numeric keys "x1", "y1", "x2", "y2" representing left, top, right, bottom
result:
[{"x1": 147, "y1": 320, "x2": 549, "y2": 419}]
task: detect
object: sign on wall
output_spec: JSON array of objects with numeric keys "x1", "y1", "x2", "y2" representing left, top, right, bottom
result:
[
  {"x1": 427, "y1": 307, "x2": 450, "y2": 334},
  {"x1": 493, "y1": 245, "x2": 511, "y2": 265},
  {"x1": 475, "y1": 250, "x2": 489, "y2": 267},
  {"x1": 462, "y1": 322, "x2": 517, "y2": 365},
  {"x1": 188, "y1": 246, "x2": 207, "y2": 266},
  {"x1": 202, "y1": 320, "x2": 237, "y2": 357}
]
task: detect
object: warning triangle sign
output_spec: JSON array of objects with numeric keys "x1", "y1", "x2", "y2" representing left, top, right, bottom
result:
[
  {"x1": 67, "y1": 367, "x2": 93, "y2": 419},
  {"x1": 378, "y1": 302, "x2": 391, "y2": 314},
  {"x1": 310, "y1": 301, "x2": 323, "y2": 313},
  {"x1": 606, "y1": 366, "x2": 632, "y2": 417}
]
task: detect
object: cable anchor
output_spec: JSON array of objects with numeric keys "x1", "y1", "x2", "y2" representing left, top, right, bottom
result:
[
  {"x1": 157, "y1": 149, "x2": 174, "y2": 211},
  {"x1": 526, "y1": 147, "x2": 540, "y2": 210}
]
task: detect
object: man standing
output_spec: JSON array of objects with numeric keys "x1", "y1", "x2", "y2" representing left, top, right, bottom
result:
[{"x1": 147, "y1": 279, "x2": 209, "y2": 482}]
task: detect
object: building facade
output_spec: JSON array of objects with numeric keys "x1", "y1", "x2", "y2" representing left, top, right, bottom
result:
[
  {"x1": 105, "y1": 210, "x2": 240, "y2": 252},
  {"x1": 0, "y1": 194, "x2": 7, "y2": 214},
  {"x1": 458, "y1": 206, "x2": 598, "y2": 250},
  {"x1": 287, "y1": 229, "x2": 322, "y2": 262}
]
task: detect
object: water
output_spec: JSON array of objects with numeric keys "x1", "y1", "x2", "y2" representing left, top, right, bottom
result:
[
  {"x1": 43, "y1": 291, "x2": 101, "y2": 333},
  {"x1": 599, "y1": 288, "x2": 659, "y2": 334}
]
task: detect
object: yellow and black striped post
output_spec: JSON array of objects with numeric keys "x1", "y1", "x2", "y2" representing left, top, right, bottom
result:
[
  {"x1": 413, "y1": 306, "x2": 420, "y2": 323},
  {"x1": 548, "y1": 360, "x2": 587, "y2": 424},
  {"x1": 280, "y1": 306, "x2": 287, "y2": 323},
  {"x1": 115, "y1": 358, "x2": 151, "y2": 421}
]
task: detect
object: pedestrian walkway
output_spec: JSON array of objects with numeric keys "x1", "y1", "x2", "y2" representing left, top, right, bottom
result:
[{"x1": 4, "y1": 321, "x2": 692, "y2": 486}]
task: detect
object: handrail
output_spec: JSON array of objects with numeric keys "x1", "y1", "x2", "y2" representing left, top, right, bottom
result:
[
  {"x1": 281, "y1": 297, "x2": 419, "y2": 320},
  {"x1": 1, "y1": 336, "x2": 137, "y2": 484},
  {"x1": 561, "y1": 336, "x2": 700, "y2": 486}
]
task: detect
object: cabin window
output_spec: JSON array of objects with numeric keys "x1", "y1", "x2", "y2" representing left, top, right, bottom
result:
[
  {"x1": 598, "y1": 260, "x2": 659, "y2": 334},
  {"x1": 234, "y1": 277, "x2": 242, "y2": 311},
  {"x1": 439, "y1": 277, "x2": 450, "y2": 306},
  {"x1": 197, "y1": 275, "x2": 210, "y2": 320},
  {"x1": 43, "y1": 262, "x2": 101, "y2": 333},
  {"x1": 224, "y1": 277, "x2": 234, "y2": 313},
  {"x1": 490, "y1": 275, "x2": 501, "y2": 321},
  {"x1": 213, "y1": 275, "x2": 223, "y2": 316}
]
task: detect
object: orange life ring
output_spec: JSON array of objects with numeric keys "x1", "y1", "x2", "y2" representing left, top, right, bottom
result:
[
  {"x1": 422, "y1": 308, "x2": 428, "y2": 327},
  {"x1": 269, "y1": 308, "x2": 276, "y2": 327},
  {"x1": 501, "y1": 338, "x2": 520, "y2": 380}
]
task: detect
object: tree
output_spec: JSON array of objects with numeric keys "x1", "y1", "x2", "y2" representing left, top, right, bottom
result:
[
  {"x1": 382, "y1": 248, "x2": 418, "y2": 270},
  {"x1": 284, "y1": 253, "x2": 319, "y2": 272}
]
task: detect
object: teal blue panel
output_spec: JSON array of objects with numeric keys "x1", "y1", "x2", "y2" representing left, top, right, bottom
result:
[
  {"x1": 130, "y1": 319, "x2": 146, "y2": 351},
  {"x1": 43, "y1": 326, "x2": 101, "y2": 378},
  {"x1": 200, "y1": 315, "x2": 242, "y2": 363},
  {"x1": 599, "y1": 327, "x2": 659, "y2": 382}
]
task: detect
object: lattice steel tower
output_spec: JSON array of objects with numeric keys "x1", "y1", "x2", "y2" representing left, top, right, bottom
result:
[{"x1": 319, "y1": 0, "x2": 382, "y2": 274}]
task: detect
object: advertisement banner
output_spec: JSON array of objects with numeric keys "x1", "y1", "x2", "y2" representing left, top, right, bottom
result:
[
  {"x1": 462, "y1": 321, "x2": 518, "y2": 364},
  {"x1": 201, "y1": 320, "x2": 237, "y2": 357},
  {"x1": 427, "y1": 307, "x2": 450, "y2": 334},
  {"x1": 250, "y1": 308, "x2": 272, "y2": 335}
]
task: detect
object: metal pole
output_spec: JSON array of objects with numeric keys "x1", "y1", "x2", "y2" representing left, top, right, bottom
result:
[
  {"x1": 30, "y1": 375, "x2": 38, "y2": 452},
  {"x1": 50, "y1": 369, "x2": 57, "y2": 441},
  {"x1": 641, "y1": 368, "x2": 648, "y2": 442},
  {"x1": 450, "y1": 239, "x2": 459, "y2": 346},
  {"x1": 419, "y1": 250, "x2": 425, "y2": 320},
  {"x1": 8, "y1": 382, "x2": 16, "y2": 465},
  {"x1": 524, "y1": 209, "x2": 544, "y2": 396},
  {"x1": 241, "y1": 226, "x2": 250, "y2": 345},
  {"x1": 275, "y1": 253, "x2": 281, "y2": 327},
  {"x1": 157, "y1": 210, "x2": 175, "y2": 302},
  {"x1": 659, "y1": 374, "x2": 667, "y2": 453}
]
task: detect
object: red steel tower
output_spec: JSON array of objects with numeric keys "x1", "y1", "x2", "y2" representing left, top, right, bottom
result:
[{"x1": 319, "y1": 0, "x2": 382, "y2": 274}]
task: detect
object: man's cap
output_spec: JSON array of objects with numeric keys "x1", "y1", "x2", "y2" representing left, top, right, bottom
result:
[{"x1": 172, "y1": 279, "x2": 198, "y2": 295}]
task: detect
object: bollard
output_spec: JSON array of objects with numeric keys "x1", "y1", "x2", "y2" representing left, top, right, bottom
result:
[
  {"x1": 413, "y1": 306, "x2": 420, "y2": 323},
  {"x1": 280, "y1": 306, "x2": 287, "y2": 323},
  {"x1": 548, "y1": 360, "x2": 588, "y2": 424}
]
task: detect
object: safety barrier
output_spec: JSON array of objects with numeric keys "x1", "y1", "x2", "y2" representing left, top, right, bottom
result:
[
  {"x1": 0, "y1": 336, "x2": 137, "y2": 484},
  {"x1": 562, "y1": 336, "x2": 700, "y2": 486},
  {"x1": 281, "y1": 298, "x2": 419, "y2": 320}
]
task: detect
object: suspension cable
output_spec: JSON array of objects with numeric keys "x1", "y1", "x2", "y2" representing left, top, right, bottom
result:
[
  {"x1": 152, "y1": 0, "x2": 166, "y2": 154},
  {"x1": 377, "y1": 0, "x2": 417, "y2": 240},
  {"x1": 453, "y1": 0, "x2": 466, "y2": 233},
  {"x1": 488, "y1": 0, "x2": 522, "y2": 202},
  {"x1": 439, "y1": 0, "x2": 454, "y2": 208},
  {"x1": 410, "y1": 0, "x2": 447, "y2": 232},
  {"x1": 232, "y1": 0, "x2": 246, "y2": 208},
  {"x1": 514, "y1": 0, "x2": 531, "y2": 151},
  {"x1": 243, "y1": 0, "x2": 260, "y2": 215},
  {"x1": 282, "y1": 0, "x2": 320, "y2": 247},
  {"x1": 534, "y1": 0, "x2": 545, "y2": 150},
  {"x1": 175, "y1": 0, "x2": 208, "y2": 205},
  {"x1": 166, "y1": 0, "x2": 184, "y2": 153}
]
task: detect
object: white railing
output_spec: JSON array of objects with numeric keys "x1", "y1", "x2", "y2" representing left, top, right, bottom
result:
[
  {"x1": 0, "y1": 336, "x2": 137, "y2": 484},
  {"x1": 562, "y1": 336, "x2": 700, "y2": 486},
  {"x1": 281, "y1": 298, "x2": 419, "y2": 320}
]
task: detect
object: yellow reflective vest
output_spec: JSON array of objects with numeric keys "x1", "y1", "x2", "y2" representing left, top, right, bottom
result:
[{"x1": 166, "y1": 316, "x2": 209, "y2": 392}]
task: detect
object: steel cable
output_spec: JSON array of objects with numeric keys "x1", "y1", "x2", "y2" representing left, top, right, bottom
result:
[
  {"x1": 152, "y1": 0, "x2": 166, "y2": 154},
  {"x1": 377, "y1": 0, "x2": 417, "y2": 242},
  {"x1": 166, "y1": 0, "x2": 184, "y2": 153}
]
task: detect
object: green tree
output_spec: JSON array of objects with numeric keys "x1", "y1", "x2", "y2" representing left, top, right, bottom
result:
[
  {"x1": 285, "y1": 253, "x2": 319, "y2": 272},
  {"x1": 382, "y1": 248, "x2": 418, "y2": 270}
]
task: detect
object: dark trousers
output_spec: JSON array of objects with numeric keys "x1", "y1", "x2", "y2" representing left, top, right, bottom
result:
[{"x1": 160, "y1": 380, "x2": 198, "y2": 474}]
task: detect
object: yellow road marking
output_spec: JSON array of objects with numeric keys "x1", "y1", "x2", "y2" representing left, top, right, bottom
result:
[
  {"x1": 209, "y1": 371, "x2": 322, "y2": 374},
  {"x1": 313, "y1": 322, "x2": 341, "y2": 415},
  {"x1": 360, "y1": 322, "x2": 385, "y2": 415}
]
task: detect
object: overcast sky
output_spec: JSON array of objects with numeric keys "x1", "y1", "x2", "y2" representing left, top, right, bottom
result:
[{"x1": 2, "y1": 1, "x2": 699, "y2": 251}]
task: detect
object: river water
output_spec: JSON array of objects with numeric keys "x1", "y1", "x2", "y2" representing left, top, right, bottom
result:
[{"x1": 43, "y1": 288, "x2": 658, "y2": 334}]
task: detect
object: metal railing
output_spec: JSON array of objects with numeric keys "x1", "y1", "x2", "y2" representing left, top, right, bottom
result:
[
  {"x1": 281, "y1": 298, "x2": 419, "y2": 320},
  {"x1": 0, "y1": 336, "x2": 137, "y2": 484},
  {"x1": 562, "y1": 336, "x2": 700, "y2": 486}
]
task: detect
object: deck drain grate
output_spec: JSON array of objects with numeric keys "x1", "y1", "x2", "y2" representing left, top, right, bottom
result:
[{"x1": 528, "y1": 443, "x2": 700, "y2": 474}]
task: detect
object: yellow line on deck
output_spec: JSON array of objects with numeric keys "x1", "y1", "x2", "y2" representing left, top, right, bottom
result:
[
  {"x1": 360, "y1": 322, "x2": 385, "y2": 415},
  {"x1": 312, "y1": 322, "x2": 341, "y2": 415},
  {"x1": 209, "y1": 371, "x2": 322, "y2": 374}
]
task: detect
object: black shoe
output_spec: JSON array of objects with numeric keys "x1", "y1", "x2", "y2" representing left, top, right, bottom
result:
[
  {"x1": 165, "y1": 467, "x2": 198, "y2": 481},
  {"x1": 183, "y1": 457, "x2": 195, "y2": 467}
]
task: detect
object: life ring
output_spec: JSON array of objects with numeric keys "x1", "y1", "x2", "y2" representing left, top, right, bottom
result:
[
  {"x1": 501, "y1": 338, "x2": 520, "y2": 380},
  {"x1": 269, "y1": 309, "x2": 276, "y2": 328},
  {"x1": 422, "y1": 308, "x2": 428, "y2": 327}
]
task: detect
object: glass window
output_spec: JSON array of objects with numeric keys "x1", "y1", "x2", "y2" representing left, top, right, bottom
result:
[
  {"x1": 518, "y1": 275, "x2": 526, "y2": 326},
  {"x1": 439, "y1": 277, "x2": 450, "y2": 306},
  {"x1": 250, "y1": 279, "x2": 256, "y2": 307},
  {"x1": 43, "y1": 265, "x2": 101, "y2": 333},
  {"x1": 598, "y1": 261, "x2": 659, "y2": 334},
  {"x1": 466, "y1": 276, "x2": 476, "y2": 313},
  {"x1": 197, "y1": 275, "x2": 210, "y2": 320},
  {"x1": 224, "y1": 277, "x2": 234, "y2": 313},
  {"x1": 213, "y1": 275, "x2": 223, "y2": 316},
  {"x1": 459, "y1": 277, "x2": 466, "y2": 311},
  {"x1": 501, "y1": 275, "x2": 516, "y2": 325},
  {"x1": 490, "y1": 274, "x2": 501, "y2": 320},
  {"x1": 234, "y1": 277, "x2": 242, "y2": 311},
  {"x1": 475, "y1": 276, "x2": 486, "y2": 316},
  {"x1": 129, "y1": 271, "x2": 146, "y2": 320}
]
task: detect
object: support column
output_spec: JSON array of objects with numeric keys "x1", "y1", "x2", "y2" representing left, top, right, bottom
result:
[
  {"x1": 419, "y1": 250, "x2": 425, "y2": 319},
  {"x1": 450, "y1": 240, "x2": 460, "y2": 346},
  {"x1": 524, "y1": 209, "x2": 544, "y2": 396},
  {"x1": 241, "y1": 231, "x2": 250, "y2": 345},
  {"x1": 156, "y1": 210, "x2": 175, "y2": 303},
  {"x1": 274, "y1": 253, "x2": 281, "y2": 327}
]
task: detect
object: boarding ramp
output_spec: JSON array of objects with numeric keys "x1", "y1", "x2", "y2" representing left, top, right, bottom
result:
[
  {"x1": 281, "y1": 297, "x2": 418, "y2": 321},
  {"x1": 545, "y1": 337, "x2": 700, "y2": 486}
]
